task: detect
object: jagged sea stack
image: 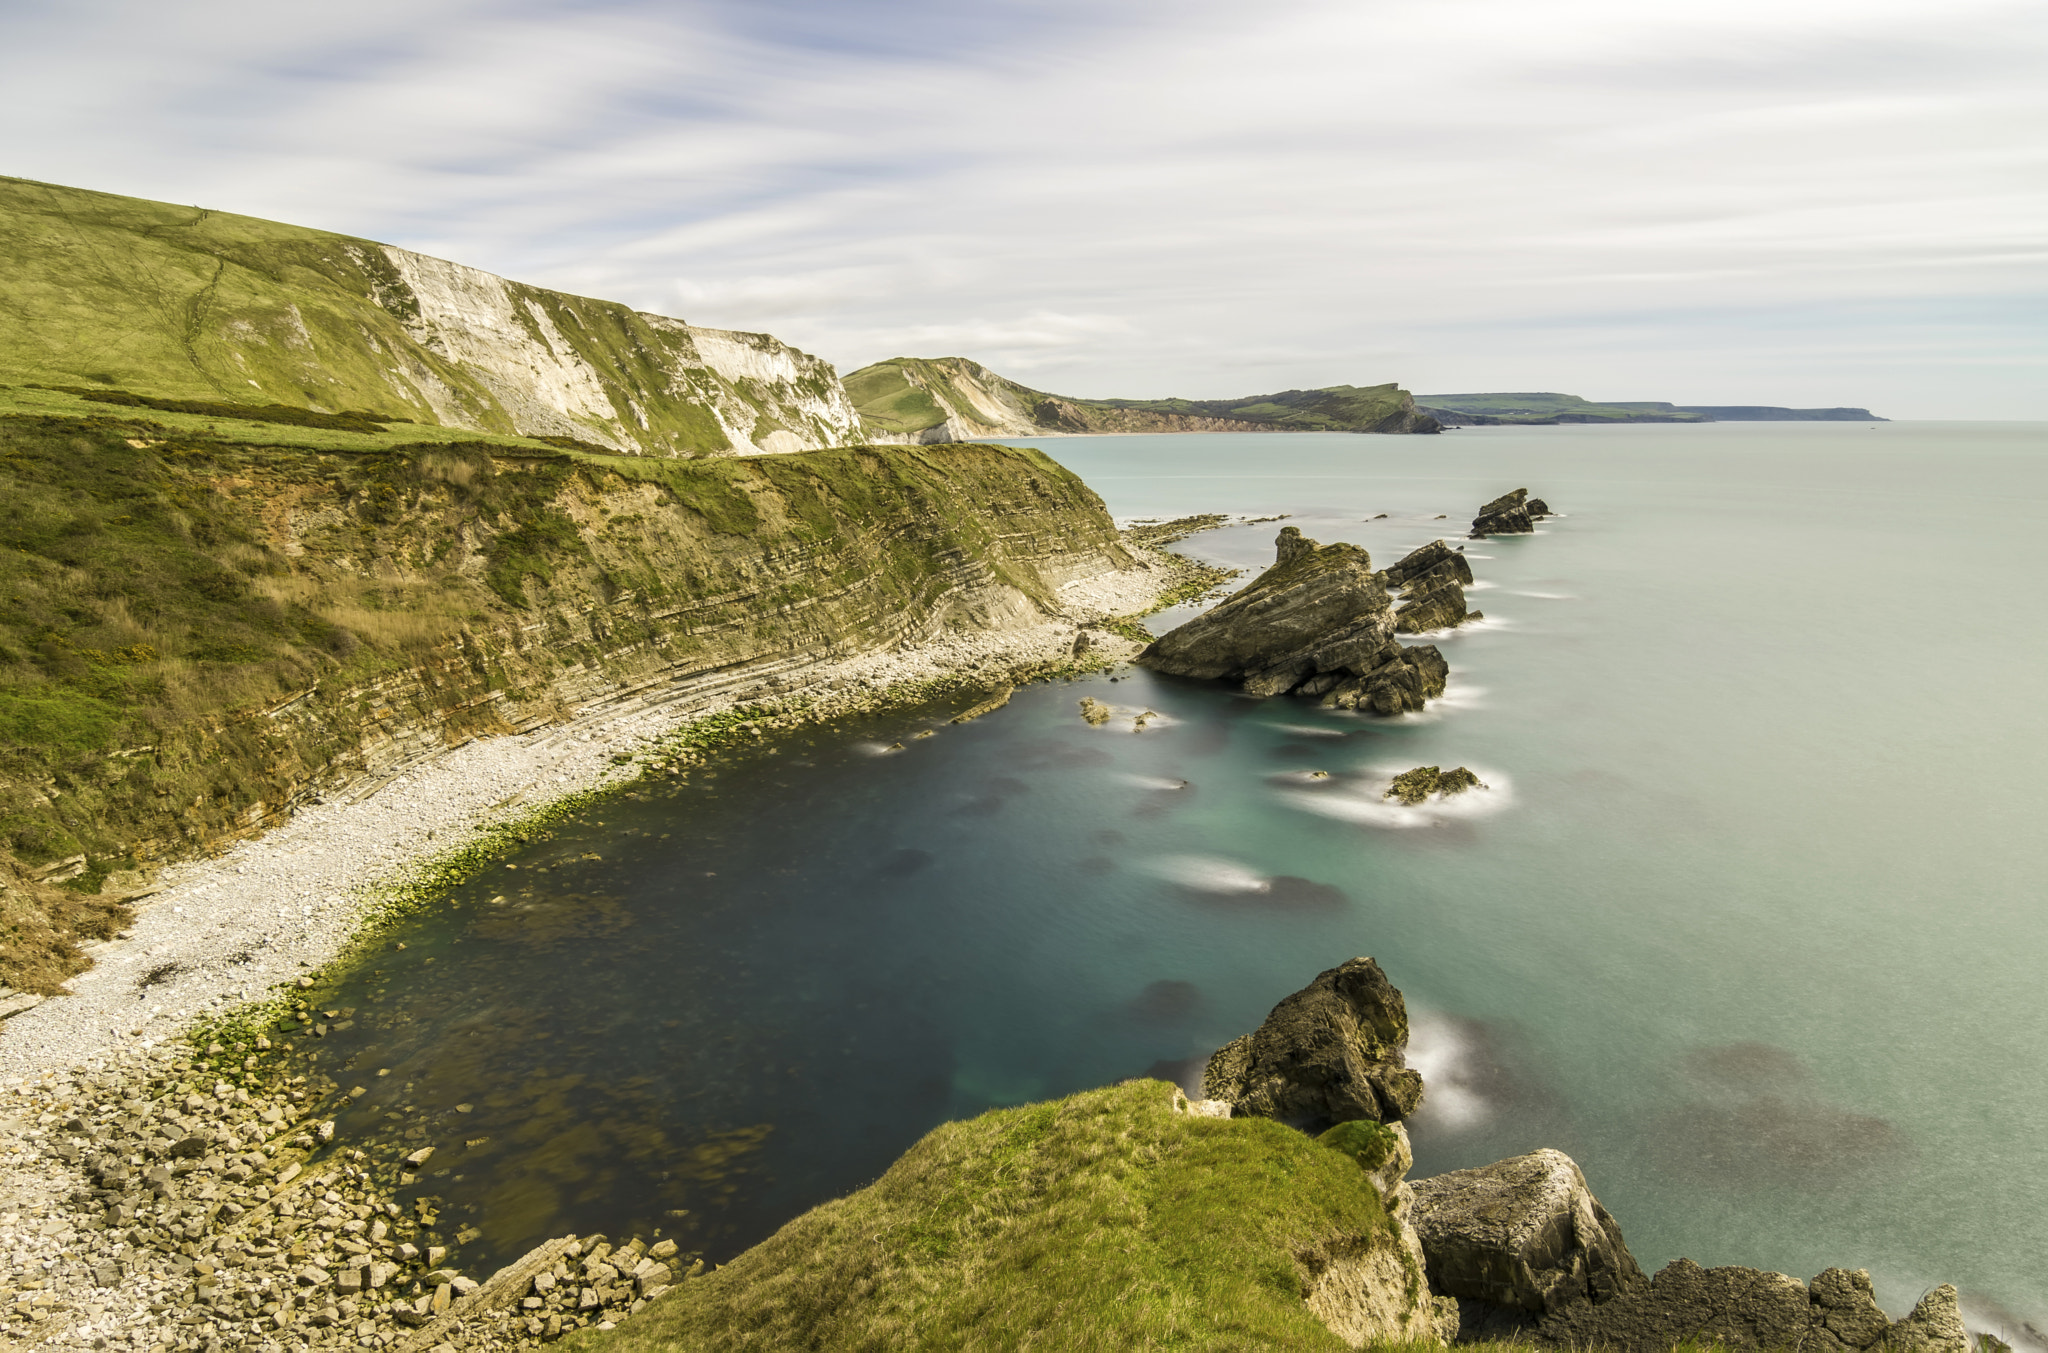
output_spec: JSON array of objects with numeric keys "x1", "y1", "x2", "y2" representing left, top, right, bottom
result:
[
  {"x1": 1470, "y1": 488, "x2": 1553, "y2": 537},
  {"x1": 1382, "y1": 538, "x2": 1480, "y2": 632},
  {"x1": 1138, "y1": 527, "x2": 1448, "y2": 714},
  {"x1": 1202, "y1": 955, "x2": 1425, "y2": 1128}
]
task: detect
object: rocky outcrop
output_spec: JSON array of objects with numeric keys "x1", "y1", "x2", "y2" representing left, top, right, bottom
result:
[
  {"x1": 1202, "y1": 956, "x2": 1424, "y2": 1129},
  {"x1": 1384, "y1": 766, "x2": 1485, "y2": 805},
  {"x1": 1470, "y1": 488, "x2": 1552, "y2": 537},
  {"x1": 1408, "y1": 1149, "x2": 1646, "y2": 1317},
  {"x1": 1534, "y1": 1258, "x2": 1967, "y2": 1353},
  {"x1": 1382, "y1": 539, "x2": 1478, "y2": 633},
  {"x1": 1138, "y1": 528, "x2": 1449, "y2": 715}
]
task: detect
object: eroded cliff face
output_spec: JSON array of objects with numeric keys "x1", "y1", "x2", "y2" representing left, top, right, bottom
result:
[
  {"x1": 0, "y1": 416, "x2": 1146, "y2": 986},
  {"x1": 0, "y1": 177, "x2": 861, "y2": 456}
]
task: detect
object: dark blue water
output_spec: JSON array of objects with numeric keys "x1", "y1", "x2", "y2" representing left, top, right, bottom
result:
[{"x1": 303, "y1": 423, "x2": 2048, "y2": 1332}]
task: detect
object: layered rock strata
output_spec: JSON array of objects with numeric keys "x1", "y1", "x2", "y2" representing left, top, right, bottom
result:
[
  {"x1": 1138, "y1": 528, "x2": 1449, "y2": 714},
  {"x1": 1470, "y1": 488, "x2": 1553, "y2": 537},
  {"x1": 1201, "y1": 956, "x2": 1424, "y2": 1129},
  {"x1": 1382, "y1": 539, "x2": 1479, "y2": 633}
]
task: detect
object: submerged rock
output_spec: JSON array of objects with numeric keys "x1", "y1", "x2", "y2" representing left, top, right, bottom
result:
[
  {"x1": 1139, "y1": 528, "x2": 1449, "y2": 714},
  {"x1": 1384, "y1": 765, "x2": 1485, "y2": 805},
  {"x1": 1202, "y1": 956, "x2": 1423, "y2": 1128},
  {"x1": 1408, "y1": 1148, "x2": 1646, "y2": 1317},
  {"x1": 1471, "y1": 488, "x2": 1547, "y2": 537}
]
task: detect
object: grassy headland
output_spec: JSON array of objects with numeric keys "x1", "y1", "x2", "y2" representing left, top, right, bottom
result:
[{"x1": 574, "y1": 1079, "x2": 1413, "y2": 1352}]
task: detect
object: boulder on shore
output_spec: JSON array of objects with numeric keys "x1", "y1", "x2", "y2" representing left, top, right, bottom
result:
[
  {"x1": 1202, "y1": 956, "x2": 1424, "y2": 1129},
  {"x1": 1471, "y1": 488, "x2": 1551, "y2": 537},
  {"x1": 1138, "y1": 527, "x2": 1448, "y2": 714},
  {"x1": 1408, "y1": 1149, "x2": 1647, "y2": 1318}
]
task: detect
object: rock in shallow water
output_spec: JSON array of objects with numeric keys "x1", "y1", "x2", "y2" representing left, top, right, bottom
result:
[
  {"x1": 1202, "y1": 955, "x2": 1423, "y2": 1128},
  {"x1": 1470, "y1": 487, "x2": 1551, "y2": 537},
  {"x1": 1138, "y1": 527, "x2": 1448, "y2": 714}
]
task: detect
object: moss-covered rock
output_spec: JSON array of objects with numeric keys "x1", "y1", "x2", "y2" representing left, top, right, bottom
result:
[{"x1": 1384, "y1": 765, "x2": 1486, "y2": 805}]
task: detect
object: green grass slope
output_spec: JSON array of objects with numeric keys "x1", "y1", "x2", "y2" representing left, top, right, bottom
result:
[
  {"x1": 0, "y1": 177, "x2": 859, "y2": 456},
  {"x1": 1416, "y1": 392, "x2": 1710, "y2": 424},
  {"x1": 577, "y1": 1080, "x2": 1416, "y2": 1353}
]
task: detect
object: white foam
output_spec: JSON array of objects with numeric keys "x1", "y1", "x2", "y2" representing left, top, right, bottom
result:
[
  {"x1": 1511, "y1": 590, "x2": 1576, "y2": 600},
  {"x1": 1405, "y1": 1013, "x2": 1492, "y2": 1130},
  {"x1": 1148, "y1": 855, "x2": 1272, "y2": 894},
  {"x1": 1267, "y1": 722, "x2": 1349, "y2": 738},
  {"x1": 1120, "y1": 773, "x2": 1191, "y2": 792}
]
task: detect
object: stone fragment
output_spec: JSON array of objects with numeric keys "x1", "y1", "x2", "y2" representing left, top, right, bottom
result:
[
  {"x1": 1409, "y1": 1149, "x2": 1645, "y2": 1315},
  {"x1": 1202, "y1": 956, "x2": 1423, "y2": 1128},
  {"x1": 402, "y1": 1147, "x2": 434, "y2": 1169}
]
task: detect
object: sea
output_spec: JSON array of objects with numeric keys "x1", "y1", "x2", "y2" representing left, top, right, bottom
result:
[{"x1": 297, "y1": 421, "x2": 2048, "y2": 1333}]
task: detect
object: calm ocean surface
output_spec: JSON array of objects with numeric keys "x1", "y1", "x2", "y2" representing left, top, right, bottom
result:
[{"x1": 305, "y1": 422, "x2": 2047, "y2": 1329}]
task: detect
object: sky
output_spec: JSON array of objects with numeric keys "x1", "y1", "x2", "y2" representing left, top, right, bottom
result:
[{"x1": 3, "y1": 0, "x2": 2043, "y2": 417}]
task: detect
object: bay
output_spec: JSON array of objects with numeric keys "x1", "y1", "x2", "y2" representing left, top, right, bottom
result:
[{"x1": 303, "y1": 421, "x2": 2048, "y2": 1330}]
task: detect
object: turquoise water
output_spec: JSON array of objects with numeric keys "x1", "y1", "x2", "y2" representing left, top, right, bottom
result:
[{"x1": 307, "y1": 422, "x2": 2048, "y2": 1332}]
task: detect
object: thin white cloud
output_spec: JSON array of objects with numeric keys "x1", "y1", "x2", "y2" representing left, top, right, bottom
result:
[{"x1": 0, "y1": 0, "x2": 2041, "y2": 414}]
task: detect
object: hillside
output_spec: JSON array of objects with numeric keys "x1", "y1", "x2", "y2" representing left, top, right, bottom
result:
[
  {"x1": 845, "y1": 356, "x2": 1442, "y2": 441},
  {"x1": 0, "y1": 177, "x2": 860, "y2": 456},
  {"x1": 1418, "y1": 392, "x2": 1710, "y2": 425},
  {"x1": 0, "y1": 397, "x2": 1152, "y2": 992},
  {"x1": 1419, "y1": 392, "x2": 1886, "y2": 424}
]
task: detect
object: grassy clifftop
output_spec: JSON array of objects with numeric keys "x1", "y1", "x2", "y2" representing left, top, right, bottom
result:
[
  {"x1": 846, "y1": 357, "x2": 1441, "y2": 440},
  {"x1": 578, "y1": 1080, "x2": 1426, "y2": 1352},
  {"x1": 0, "y1": 177, "x2": 861, "y2": 456}
]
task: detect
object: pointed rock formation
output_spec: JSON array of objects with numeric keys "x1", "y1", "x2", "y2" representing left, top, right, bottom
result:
[
  {"x1": 1138, "y1": 528, "x2": 1449, "y2": 714},
  {"x1": 1471, "y1": 488, "x2": 1553, "y2": 537},
  {"x1": 1382, "y1": 538, "x2": 1479, "y2": 633},
  {"x1": 1201, "y1": 956, "x2": 1424, "y2": 1129}
]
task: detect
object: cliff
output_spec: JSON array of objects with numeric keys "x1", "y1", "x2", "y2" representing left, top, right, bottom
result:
[
  {"x1": 0, "y1": 405, "x2": 1149, "y2": 991},
  {"x1": 845, "y1": 355, "x2": 1441, "y2": 441},
  {"x1": 0, "y1": 177, "x2": 861, "y2": 456}
]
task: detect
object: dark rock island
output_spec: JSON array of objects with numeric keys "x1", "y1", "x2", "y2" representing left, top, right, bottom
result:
[
  {"x1": 1470, "y1": 487, "x2": 1553, "y2": 537},
  {"x1": 1138, "y1": 527, "x2": 1450, "y2": 714}
]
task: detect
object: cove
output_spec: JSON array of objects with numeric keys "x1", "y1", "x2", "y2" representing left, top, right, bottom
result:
[{"x1": 294, "y1": 421, "x2": 2048, "y2": 1328}]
